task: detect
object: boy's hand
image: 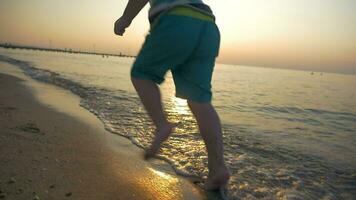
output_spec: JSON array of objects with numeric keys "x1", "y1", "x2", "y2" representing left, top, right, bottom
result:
[{"x1": 114, "y1": 17, "x2": 132, "y2": 36}]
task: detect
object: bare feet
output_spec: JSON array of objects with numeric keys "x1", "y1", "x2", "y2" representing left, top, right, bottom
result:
[
  {"x1": 144, "y1": 123, "x2": 175, "y2": 160},
  {"x1": 205, "y1": 166, "x2": 230, "y2": 191}
]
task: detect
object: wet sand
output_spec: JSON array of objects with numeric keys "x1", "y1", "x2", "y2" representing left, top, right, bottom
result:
[{"x1": 0, "y1": 63, "x2": 206, "y2": 200}]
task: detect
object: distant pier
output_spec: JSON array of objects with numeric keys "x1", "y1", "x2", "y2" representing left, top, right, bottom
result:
[{"x1": 0, "y1": 43, "x2": 135, "y2": 58}]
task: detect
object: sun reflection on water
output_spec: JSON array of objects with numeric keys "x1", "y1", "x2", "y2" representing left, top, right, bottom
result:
[
  {"x1": 148, "y1": 168, "x2": 178, "y2": 183},
  {"x1": 171, "y1": 97, "x2": 189, "y2": 115}
]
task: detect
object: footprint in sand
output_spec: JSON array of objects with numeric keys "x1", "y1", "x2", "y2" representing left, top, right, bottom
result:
[
  {"x1": 0, "y1": 105, "x2": 17, "y2": 116},
  {"x1": 1, "y1": 106, "x2": 17, "y2": 111},
  {"x1": 16, "y1": 123, "x2": 42, "y2": 134}
]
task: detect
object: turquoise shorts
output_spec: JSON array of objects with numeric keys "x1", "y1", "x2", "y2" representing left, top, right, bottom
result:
[{"x1": 131, "y1": 7, "x2": 220, "y2": 102}]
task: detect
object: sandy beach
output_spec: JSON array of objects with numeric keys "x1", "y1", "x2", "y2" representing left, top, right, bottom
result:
[{"x1": 0, "y1": 63, "x2": 206, "y2": 200}]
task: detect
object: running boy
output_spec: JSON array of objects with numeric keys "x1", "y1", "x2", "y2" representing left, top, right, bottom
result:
[{"x1": 114, "y1": 0, "x2": 229, "y2": 190}]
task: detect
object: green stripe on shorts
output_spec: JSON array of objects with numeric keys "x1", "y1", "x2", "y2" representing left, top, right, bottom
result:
[{"x1": 167, "y1": 6, "x2": 215, "y2": 22}]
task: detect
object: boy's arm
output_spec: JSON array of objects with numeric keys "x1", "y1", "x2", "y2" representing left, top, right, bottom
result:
[{"x1": 114, "y1": 0, "x2": 150, "y2": 36}]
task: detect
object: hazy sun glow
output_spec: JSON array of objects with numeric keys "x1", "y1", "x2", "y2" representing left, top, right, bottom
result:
[{"x1": 0, "y1": 0, "x2": 355, "y2": 74}]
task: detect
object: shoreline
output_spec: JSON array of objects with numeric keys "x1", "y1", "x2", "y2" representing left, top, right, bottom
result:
[{"x1": 0, "y1": 62, "x2": 206, "y2": 199}]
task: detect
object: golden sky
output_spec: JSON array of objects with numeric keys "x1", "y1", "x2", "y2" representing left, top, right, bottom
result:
[{"x1": 0, "y1": 0, "x2": 355, "y2": 74}]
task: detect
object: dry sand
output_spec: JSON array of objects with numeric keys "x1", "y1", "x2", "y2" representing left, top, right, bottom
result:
[{"x1": 0, "y1": 62, "x2": 207, "y2": 200}]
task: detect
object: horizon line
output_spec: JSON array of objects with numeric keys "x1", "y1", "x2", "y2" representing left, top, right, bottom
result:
[{"x1": 1, "y1": 43, "x2": 355, "y2": 77}]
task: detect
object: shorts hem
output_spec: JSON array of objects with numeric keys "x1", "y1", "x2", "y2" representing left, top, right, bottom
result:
[
  {"x1": 131, "y1": 71, "x2": 164, "y2": 85},
  {"x1": 175, "y1": 93, "x2": 212, "y2": 103}
]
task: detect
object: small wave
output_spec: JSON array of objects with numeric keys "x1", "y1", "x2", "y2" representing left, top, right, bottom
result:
[
  {"x1": 223, "y1": 124, "x2": 356, "y2": 199},
  {"x1": 255, "y1": 105, "x2": 356, "y2": 132},
  {"x1": 257, "y1": 105, "x2": 356, "y2": 119}
]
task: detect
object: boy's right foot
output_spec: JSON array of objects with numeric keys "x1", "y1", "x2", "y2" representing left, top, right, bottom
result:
[
  {"x1": 205, "y1": 166, "x2": 230, "y2": 191},
  {"x1": 144, "y1": 123, "x2": 175, "y2": 160}
]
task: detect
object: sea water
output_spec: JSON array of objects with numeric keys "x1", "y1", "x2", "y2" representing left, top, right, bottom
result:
[{"x1": 1, "y1": 48, "x2": 355, "y2": 200}]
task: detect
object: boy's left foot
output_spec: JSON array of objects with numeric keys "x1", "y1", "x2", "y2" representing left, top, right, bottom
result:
[{"x1": 144, "y1": 123, "x2": 175, "y2": 160}]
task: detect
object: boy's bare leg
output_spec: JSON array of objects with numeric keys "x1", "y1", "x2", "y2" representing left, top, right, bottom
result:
[
  {"x1": 131, "y1": 77, "x2": 174, "y2": 159},
  {"x1": 187, "y1": 100, "x2": 230, "y2": 190}
]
